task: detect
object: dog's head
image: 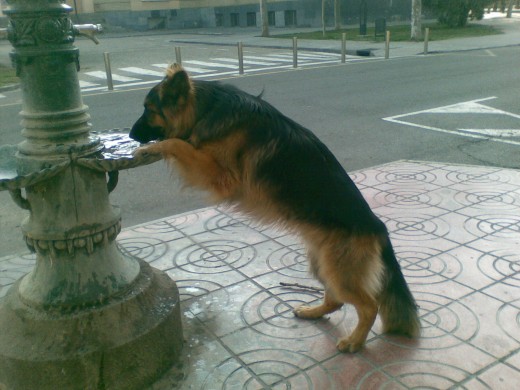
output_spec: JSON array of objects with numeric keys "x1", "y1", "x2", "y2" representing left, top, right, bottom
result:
[{"x1": 130, "y1": 64, "x2": 195, "y2": 143}]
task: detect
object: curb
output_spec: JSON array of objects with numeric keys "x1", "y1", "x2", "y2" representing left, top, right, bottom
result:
[{"x1": 0, "y1": 83, "x2": 19, "y2": 93}]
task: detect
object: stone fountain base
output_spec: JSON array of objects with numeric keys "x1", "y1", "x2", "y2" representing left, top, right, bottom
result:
[{"x1": 0, "y1": 259, "x2": 183, "y2": 390}]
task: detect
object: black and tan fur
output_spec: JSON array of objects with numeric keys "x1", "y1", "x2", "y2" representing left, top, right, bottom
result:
[{"x1": 130, "y1": 64, "x2": 420, "y2": 352}]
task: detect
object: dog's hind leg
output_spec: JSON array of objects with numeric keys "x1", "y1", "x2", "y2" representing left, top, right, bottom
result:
[
  {"x1": 335, "y1": 292, "x2": 378, "y2": 353},
  {"x1": 293, "y1": 291, "x2": 343, "y2": 319}
]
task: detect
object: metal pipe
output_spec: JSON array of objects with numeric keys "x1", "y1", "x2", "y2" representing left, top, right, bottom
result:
[
  {"x1": 103, "y1": 52, "x2": 114, "y2": 91},
  {"x1": 341, "y1": 33, "x2": 346, "y2": 63},
  {"x1": 293, "y1": 37, "x2": 298, "y2": 68},
  {"x1": 424, "y1": 27, "x2": 430, "y2": 55},
  {"x1": 175, "y1": 46, "x2": 182, "y2": 65},
  {"x1": 385, "y1": 31, "x2": 391, "y2": 59},
  {"x1": 238, "y1": 41, "x2": 244, "y2": 75}
]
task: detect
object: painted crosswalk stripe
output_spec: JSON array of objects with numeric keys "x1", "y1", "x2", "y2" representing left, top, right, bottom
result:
[
  {"x1": 84, "y1": 71, "x2": 140, "y2": 82},
  {"x1": 79, "y1": 80, "x2": 100, "y2": 88},
  {"x1": 241, "y1": 57, "x2": 280, "y2": 66},
  {"x1": 211, "y1": 58, "x2": 250, "y2": 67},
  {"x1": 297, "y1": 52, "x2": 340, "y2": 59},
  {"x1": 183, "y1": 60, "x2": 238, "y2": 70},
  {"x1": 151, "y1": 63, "x2": 213, "y2": 74},
  {"x1": 210, "y1": 57, "x2": 277, "y2": 67},
  {"x1": 119, "y1": 67, "x2": 165, "y2": 77},
  {"x1": 260, "y1": 55, "x2": 295, "y2": 63}
]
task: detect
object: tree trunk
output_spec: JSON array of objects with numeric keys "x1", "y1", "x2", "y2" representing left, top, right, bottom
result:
[
  {"x1": 322, "y1": 0, "x2": 326, "y2": 37},
  {"x1": 507, "y1": 0, "x2": 514, "y2": 17},
  {"x1": 334, "y1": 0, "x2": 341, "y2": 30},
  {"x1": 411, "y1": 0, "x2": 422, "y2": 41},
  {"x1": 260, "y1": 0, "x2": 269, "y2": 37}
]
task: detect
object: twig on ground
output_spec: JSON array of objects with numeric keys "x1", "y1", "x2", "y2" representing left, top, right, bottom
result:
[{"x1": 279, "y1": 282, "x2": 323, "y2": 293}]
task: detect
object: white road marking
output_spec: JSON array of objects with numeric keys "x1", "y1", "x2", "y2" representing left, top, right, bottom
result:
[
  {"x1": 151, "y1": 63, "x2": 213, "y2": 74},
  {"x1": 119, "y1": 67, "x2": 165, "y2": 77},
  {"x1": 459, "y1": 129, "x2": 520, "y2": 137},
  {"x1": 79, "y1": 80, "x2": 100, "y2": 88},
  {"x1": 84, "y1": 71, "x2": 140, "y2": 82},
  {"x1": 78, "y1": 51, "x2": 374, "y2": 93},
  {"x1": 383, "y1": 97, "x2": 520, "y2": 146},
  {"x1": 183, "y1": 60, "x2": 239, "y2": 70}
]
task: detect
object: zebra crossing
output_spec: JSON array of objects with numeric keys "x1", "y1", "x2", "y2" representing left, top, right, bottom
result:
[{"x1": 78, "y1": 51, "x2": 361, "y2": 92}]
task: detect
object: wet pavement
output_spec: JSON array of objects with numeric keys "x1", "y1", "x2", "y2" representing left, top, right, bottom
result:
[{"x1": 2, "y1": 160, "x2": 519, "y2": 388}]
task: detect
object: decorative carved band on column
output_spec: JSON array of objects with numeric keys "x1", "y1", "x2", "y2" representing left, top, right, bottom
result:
[
  {"x1": 7, "y1": 15, "x2": 74, "y2": 47},
  {"x1": 24, "y1": 220, "x2": 122, "y2": 256}
]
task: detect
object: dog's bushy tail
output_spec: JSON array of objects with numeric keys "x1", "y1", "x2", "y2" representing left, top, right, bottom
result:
[{"x1": 379, "y1": 237, "x2": 421, "y2": 338}]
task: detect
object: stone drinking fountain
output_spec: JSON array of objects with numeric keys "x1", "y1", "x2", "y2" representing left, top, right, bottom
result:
[{"x1": 0, "y1": 1, "x2": 183, "y2": 388}]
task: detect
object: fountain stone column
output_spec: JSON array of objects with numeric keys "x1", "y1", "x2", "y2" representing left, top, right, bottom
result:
[{"x1": 0, "y1": 1, "x2": 183, "y2": 389}]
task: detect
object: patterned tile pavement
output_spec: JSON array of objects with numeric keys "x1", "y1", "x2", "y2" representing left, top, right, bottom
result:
[{"x1": 1, "y1": 160, "x2": 519, "y2": 389}]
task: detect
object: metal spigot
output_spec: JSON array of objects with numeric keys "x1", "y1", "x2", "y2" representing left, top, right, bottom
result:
[{"x1": 73, "y1": 24, "x2": 103, "y2": 44}]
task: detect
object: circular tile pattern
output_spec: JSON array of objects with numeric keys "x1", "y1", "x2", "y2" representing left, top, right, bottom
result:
[
  {"x1": 497, "y1": 299, "x2": 520, "y2": 344},
  {"x1": 464, "y1": 214, "x2": 520, "y2": 240},
  {"x1": 395, "y1": 247, "x2": 462, "y2": 284},
  {"x1": 167, "y1": 212, "x2": 205, "y2": 229},
  {"x1": 201, "y1": 349, "x2": 334, "y2": 389},
  {"x1": 477, "y1": 249, "x2": 520, "y2": 287},
  {"x1": 265, "y1": 243, "x2": 310, "y2": 278},
  {"x1": 131, "y1": 220, "x2": 176, "y2": 234},
  {"x1": 204, "y1": 212, "x2": 248, "y2": 231},
  {"x1": 384, "y1": 213, "x2": 450, "y2": 240},
  {"x1": 446, "y1": 169, "x2": 504, "y2": 185},
  {"x1": 374, "y1": 188, "x2": 442, "y2": 209},
  {"x1": 455, "y1": 190, "x2": 518, "y2": 210},
  {"x1": 173, "y1": 240, "x2": 256, "y2": 274},
  {"x1": 357, "y1": 360, "x2": 478, "y2": 389},
  {"x1": 116, "y1": 237, "x2": 168, "y2": 261},
  {"x1": 241, "y1": 287, "x2": 345, "y2": 339},
  {"x1": 350, "y1": 171, "x2": 368, "y2": 186},
  {"x1": 376, "y1": 169, "x2": 437, "y2": 186}
]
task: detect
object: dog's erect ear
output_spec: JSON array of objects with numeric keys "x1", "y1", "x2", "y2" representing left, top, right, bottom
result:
[{"x1": 160, "y1": 64, "x2": 192, "y2": 106}]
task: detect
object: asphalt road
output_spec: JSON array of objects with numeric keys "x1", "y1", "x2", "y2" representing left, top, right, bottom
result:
[{"x1": 1, "y1": 45, "x2": 520, "y2": 257}]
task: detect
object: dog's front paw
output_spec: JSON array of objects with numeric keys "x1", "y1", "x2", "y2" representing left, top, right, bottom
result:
[
  {"x1": 133, "y1": 145, "x2": 160, "y2": 158},
  {"x1": 293, "y1": 305, "x2": 324, "y2": 320}
]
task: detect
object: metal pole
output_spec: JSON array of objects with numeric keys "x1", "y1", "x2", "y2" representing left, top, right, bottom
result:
[
  {"x1": 175, "y1": 46, "x2": 182, "y2": 65},
  {"x1": 424, "y1": 27, "x2": 430, "y2": 55},
  {"x1": 293, "y1": 37, "x2": 298, "y2": 68},
  {"x1": 341, "y1": 32, "x2": 346, "y2": 63},
  {"x1": 103, "y1": 52, "x2": 114, "y2": 91},
  {"x1": 385, "y1": 30, "x2": 391, "y2": 59},
  {"x1": 238, "y1": 41, "x2": 244, "y2": 75}
]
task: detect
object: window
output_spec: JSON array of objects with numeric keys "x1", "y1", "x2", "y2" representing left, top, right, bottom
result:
[
  {"x1": 247, "y1": 12, "x2": 256, "y2": 27},
  {"x1": 230, "y1": 13, "x2": 239, "y2": 27},
  {"x1": 284, "y1": 10, "x2": 297, "y2": 27},
  {"x1": 215, "y1": 13, "x2": 223, "y2": 27},
  {"x1": 268, "y1": 11, "x2": 275, "y2": 26}
]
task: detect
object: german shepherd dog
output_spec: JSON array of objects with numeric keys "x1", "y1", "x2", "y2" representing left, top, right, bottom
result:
[{"x1": 130, "y1": 64, "x2": 420, "y2": 352}]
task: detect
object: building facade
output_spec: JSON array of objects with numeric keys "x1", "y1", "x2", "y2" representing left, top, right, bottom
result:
[{"x1": 2, "y1": 1, "x2": 412, "y2": 31}]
